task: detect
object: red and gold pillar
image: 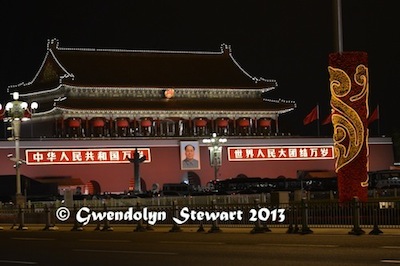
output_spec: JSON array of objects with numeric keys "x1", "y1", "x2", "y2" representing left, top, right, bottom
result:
[{"x1": 328, "y1": 51, "x2": 369, "y2": 202}]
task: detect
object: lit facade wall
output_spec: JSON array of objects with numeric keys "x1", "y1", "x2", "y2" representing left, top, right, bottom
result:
[{"x1": 0, "y1": 137, "x2": 394, "y2": 193}]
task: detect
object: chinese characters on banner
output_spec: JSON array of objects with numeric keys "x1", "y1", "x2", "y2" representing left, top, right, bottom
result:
[
  {"x1": 228, "y1": 146, "x2": 334, "y2": 161},
  {"x1": 25, "y1": 148, "x2": 151, "y2": 165}
]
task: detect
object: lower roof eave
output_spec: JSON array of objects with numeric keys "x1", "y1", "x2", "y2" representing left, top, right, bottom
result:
[{"x1": 32, "y1": 107, "x2": 295, "y2": 120}]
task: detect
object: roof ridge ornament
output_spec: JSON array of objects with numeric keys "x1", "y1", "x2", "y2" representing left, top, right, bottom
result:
[
  {"x1": 220, "y1": 43, "x2": 231, "y2": 55},
  {"x1": 47, "y1": 38, "x2": 60, "y2": 51}
]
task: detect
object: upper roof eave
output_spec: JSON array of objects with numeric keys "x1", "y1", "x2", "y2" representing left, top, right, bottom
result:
[{"x1": 9, "y1": 39, "x2": 277, "y2": 93}]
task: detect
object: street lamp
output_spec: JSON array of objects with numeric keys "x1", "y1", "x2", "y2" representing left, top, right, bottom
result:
[
  {"x1": 203, "y1": 132, "x2": 227, "y2": 181},
  {"x1": 128, "y1": 148, "x2": 146, "y2": 194},
  {"x1": 1, "y1": 92, "x2": 38, "y2": 206}
]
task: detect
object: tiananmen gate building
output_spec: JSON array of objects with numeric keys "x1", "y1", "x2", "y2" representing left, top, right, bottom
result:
[{"x1": 0, "y1": 39, "x2": 394, "y2": 196}]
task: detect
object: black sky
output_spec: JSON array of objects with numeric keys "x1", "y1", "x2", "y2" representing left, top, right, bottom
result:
[{"x1": 1, "y1": 0, "x2": 399, "y2": 137}]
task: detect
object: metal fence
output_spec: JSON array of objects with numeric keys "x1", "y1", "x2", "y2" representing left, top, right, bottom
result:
[{"x1": 1, "y1": 195, "x2": 399, "y2": 233}]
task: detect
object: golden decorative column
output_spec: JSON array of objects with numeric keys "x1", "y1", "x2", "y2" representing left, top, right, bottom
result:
[{"x1": 328, "y1": 52, "x2": 369, "y2": 202}]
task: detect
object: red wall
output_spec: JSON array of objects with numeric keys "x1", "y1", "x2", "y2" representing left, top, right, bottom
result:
[{"x1": 0, "y1": 138, "x2": 394, "y2": 193}]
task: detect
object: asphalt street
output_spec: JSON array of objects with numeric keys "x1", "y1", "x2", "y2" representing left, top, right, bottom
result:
[{"x1": 0, "y1": 225, "x2": 399, "y2": 266}]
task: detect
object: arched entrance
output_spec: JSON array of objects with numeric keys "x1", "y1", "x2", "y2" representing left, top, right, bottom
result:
[
  {"x1": 85, "y1": 180, "x2": 101, "y2": 195},
  {"x1": 181, "y1": 171, "x2": 201, "y2": 187},
  {"x1": 128, "y1": 178, "x2": 147, "y2": 192}
]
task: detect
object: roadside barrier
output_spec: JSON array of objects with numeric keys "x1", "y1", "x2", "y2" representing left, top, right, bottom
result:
[
  {"x1": 133, "y1": 202, "x2": 146, "y2": 232},
  {"x1": 101, "y1": 203, "x2": 113, "y2": 231},
  {"x1": 16, "y1": 206, "x2": 28, "y2": 230},
  {"x1": 250, "y1": 199, "x2": 265, "y2": 234},
  {"x1": 369, "y1": 205, "x2": 383, "y2": 235},
  {"x1": 70, "y1": 204, "x2": 83, "y2": 231},
  {"x1": 208, "y1": 199, "x2": 222, "y2": 233},
  {"x1": 1, "y1": 197, "x2": 399, "y2": 235},
  {"x1": 348, "y1": 197, "x2": 365, "y2": 235},
  {"x1": 196, "y1": 205, "x2": 205, "y2": 232},
  {"x1": 286, "y1": 203, "x2": 299, "y2": 234},
  {"x1": 42, "y1": 204, "x2": 58, "y2": 231},
  {"x1": 299, "y1": 199, "x2": 313, "y2": 234},
  {"x1": 169, "y1": 200, "x2": 182, "y2": 232}
]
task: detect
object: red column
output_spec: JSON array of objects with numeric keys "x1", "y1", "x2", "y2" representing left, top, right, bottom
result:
[
  {"x1": 85, "y1": 117, "x2": 89, "y2": 137},
  {"x1": 61, "y1": 117, "x2": 65, "y2": 137},
  {"x1": 329, "y1": 51, "x2": 369, "y2": 203}
]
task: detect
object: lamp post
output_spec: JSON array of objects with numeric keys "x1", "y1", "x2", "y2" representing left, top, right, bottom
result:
[
  {"x1": 1, "y1": 92, "x2": 38, "y2": 206},
  {"x1": 203, "y1": 133, "x2": 227, "y2": 181},
  {"x1": 128, "y1": 148, "x2": 146, "y2": 194}
]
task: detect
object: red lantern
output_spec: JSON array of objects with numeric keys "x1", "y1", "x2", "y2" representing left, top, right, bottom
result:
[
  {"x1": 217, "y1": 119, "x2": 228, "y2": 127},
  {"x1": 117, "y1": 119, "x2": 129, "y2": 128},
  {"x1": 259, "y1": 119, "x2": 271, "y2": 127},
  {"x1": 195, "y1": 119, "x2": 207, "y2": 127},
  {"x1": 92, "y1": 118, "x2": 105, "y2": 128},
  {"x1": 238, "y1": 118, "x2": 250, "y2": 127},
  {"x1": 141, "y1": 119, "x2": 152, "y2": 127},
  {"x1": 69, "y1": 119, "x2": 81, "y2": 128}
]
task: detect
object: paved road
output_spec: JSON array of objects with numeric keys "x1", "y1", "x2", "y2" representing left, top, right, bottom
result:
[{"x1": 0, "y1": 226, "x2": 400, "y2": 266}]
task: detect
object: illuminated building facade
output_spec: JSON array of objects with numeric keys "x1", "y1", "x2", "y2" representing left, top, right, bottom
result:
[
  {"x1": 0, "y1": 39, "x2": 393, "y2": 195},
  {"x1": 8, "y1": 39, "x2": 295, "y2": 139}
]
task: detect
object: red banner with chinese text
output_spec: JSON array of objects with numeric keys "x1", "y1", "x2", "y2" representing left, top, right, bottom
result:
[
  {"x1": 25, "y1": 148, "x2": 151, "y2": 165},
  {"x1": 228, "y1": 146, "x2": 334, "y2": 161}
]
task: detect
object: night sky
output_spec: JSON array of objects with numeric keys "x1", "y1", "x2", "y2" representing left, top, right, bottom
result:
[{"x1": 1, "y1": 0, "x2": 399, "y2": 137}]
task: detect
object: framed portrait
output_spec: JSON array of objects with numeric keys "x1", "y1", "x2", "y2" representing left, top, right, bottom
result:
[{"x1": 180, "y1": 141, "x2": 201, "y2": 170}]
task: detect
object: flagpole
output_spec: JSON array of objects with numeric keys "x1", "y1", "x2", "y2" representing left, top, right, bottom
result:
[
  {"x1": 377, "y1": 104, "x2": 381, "y2": 136},
  {"x1": 333, "y1": 0, "x2": 343, "y2": 53}
]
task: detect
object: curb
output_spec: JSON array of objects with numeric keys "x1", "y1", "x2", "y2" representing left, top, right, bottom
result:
[{"x1": 1, "y1": 224, "x2": 400, "y2": 235}]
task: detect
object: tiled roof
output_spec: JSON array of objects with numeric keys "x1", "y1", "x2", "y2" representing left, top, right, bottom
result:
[{"x1": 11, "y1": 39, "x2": 276, "y2": 93}]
